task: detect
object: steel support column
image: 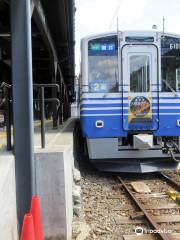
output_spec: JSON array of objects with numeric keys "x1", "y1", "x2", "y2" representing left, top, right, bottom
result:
[
  {"x1": 51, "y1": 58, "x2": 58, "y2": 129},
  {"x1": 11, "y1": 0, "x2": 35, "y2": 228}
]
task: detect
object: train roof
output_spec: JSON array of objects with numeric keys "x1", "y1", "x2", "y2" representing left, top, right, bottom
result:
[{"x1": 81, "y1": 30, "x2": 180, "y2": 42}]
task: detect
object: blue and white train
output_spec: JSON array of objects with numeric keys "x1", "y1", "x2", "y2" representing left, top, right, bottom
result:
[{"x1": 78, "y1": 30, "x2": 180, "y2": 172}]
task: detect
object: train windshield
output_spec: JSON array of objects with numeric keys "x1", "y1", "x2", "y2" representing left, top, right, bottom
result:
[
  {"x1": 88, "y1": 36, "x2": 118, "y2": 93},
  {"x1": 130, "y1": 55, "x2": 150, "y2": 92},
  {"x1": 161, "y1": 36, "x2": 180, "y2": 92}
]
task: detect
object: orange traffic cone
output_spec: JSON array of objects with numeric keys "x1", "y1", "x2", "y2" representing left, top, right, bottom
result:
[
  {"x1": 20, "y1": 213, "x2": 36, "y2": 240},
  {"x1": 30, "y1": 195, "x2": 44, "y2": 240}
]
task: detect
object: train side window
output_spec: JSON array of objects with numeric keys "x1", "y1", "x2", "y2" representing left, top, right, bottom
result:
[{"x1": 130, "y1": 55, "x2": 150, "y2": 92}]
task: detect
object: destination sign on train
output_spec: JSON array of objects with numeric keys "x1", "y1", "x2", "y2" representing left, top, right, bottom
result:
[
  {"x1": 125, "y1": 36, "x2": 154, "y2": 42},
  {"x1": 170, "y1": 43, "x2": 180, "y2": 50},
  {"x1": 162, "y1": 36, "x2": 180, "y2": 49},
  {"x1": 89, "y1": 43, "x2": 116, "y2": 51}
]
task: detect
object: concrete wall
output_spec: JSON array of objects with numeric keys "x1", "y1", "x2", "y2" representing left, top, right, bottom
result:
[
  {"x1": 0, "y1": 119, "x2": 75, "y2": 240},
  {"x1": 35, "y1": 132, "x2": 74, "y2": 240},
  {"x1": 0, "y1": 151, "x2": 18, "y2": 240}
]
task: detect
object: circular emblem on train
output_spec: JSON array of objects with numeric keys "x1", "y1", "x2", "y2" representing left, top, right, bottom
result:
[{"x1": 130, "y1": 96, "x2": 150, "y2": 117}]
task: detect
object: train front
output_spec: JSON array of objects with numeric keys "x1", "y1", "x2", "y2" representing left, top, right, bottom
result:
[{"x1": 80, "y1": 31, "x2": 180, "y2": 172}]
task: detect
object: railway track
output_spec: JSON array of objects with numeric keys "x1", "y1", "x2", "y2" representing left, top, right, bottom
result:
[
  {"x1": 118, "y1": 172, "x2": 180, "y2": 240},
  {"x1": 72, "y1": 156, "x2": 180, "y2": 240}
]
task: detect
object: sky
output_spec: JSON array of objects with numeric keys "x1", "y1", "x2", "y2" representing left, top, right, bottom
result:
[{"x1": 75, "y1": 0, "x2": 180, "y2": 74}]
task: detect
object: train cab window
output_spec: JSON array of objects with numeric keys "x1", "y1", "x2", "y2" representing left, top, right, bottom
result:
[
  {"x1": 88, "y1": 36, "x2": 118, "y2": 93},
  {"x1": 177, "y1": 68, "x2": 180, "y2": 90},
  {"x1": 130, "y1": 55, "x2": 150, "y2": 92},
  {"x1": 161, "y1": 62, "x2": 179, "y2": 92},
  {"x1": 161, "y1": 36, "x2": 180, "y2": 92},
  {"x1": 161, "y1": 57, "x2": 180, "y2": 92}
]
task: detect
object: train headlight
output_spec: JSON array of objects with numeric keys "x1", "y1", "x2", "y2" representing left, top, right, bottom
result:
[
  {"x1": 95, "y1": 120, "x2": 104, "y2": 128},
  {"x1": 177, "y1": 120, "x2": 180, "y2": 126}
]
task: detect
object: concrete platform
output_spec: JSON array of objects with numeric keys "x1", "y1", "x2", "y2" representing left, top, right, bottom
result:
[
  {"x1": 34, "y1": 118, "x2": 76, "y2": 240},
  {"x1": 0, "y1": 151, "x2": 18, "y2": 240},
  {"x1": 0, "y1": 117, "x2": 76, "y2": 240}
]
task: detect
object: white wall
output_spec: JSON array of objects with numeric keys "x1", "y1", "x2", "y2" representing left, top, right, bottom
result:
[{"x1": 0, "y1": 151, "x2": 18, "y2": 240}]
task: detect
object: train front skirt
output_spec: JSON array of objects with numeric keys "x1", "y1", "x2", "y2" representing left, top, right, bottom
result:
[{"x1": 87, "y1": 138, "x2": 180, "y2": 173}]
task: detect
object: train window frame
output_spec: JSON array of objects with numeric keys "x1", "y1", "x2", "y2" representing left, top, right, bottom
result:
[
  {"x1": 161, "y1": 35, "x2": 180, "y2": 93},
  {"x1": 161, "y1": 56, "x2": 180, "y2": 93},
  {"x1": 88, "y1": 36, "x2": 119, "y2": 93},
  {"x1": 129, "y1": 54, "x2": 151, "y2": 93},
  {"x1": 176, "y1": 68, "x2": 180, "y2": 91}
]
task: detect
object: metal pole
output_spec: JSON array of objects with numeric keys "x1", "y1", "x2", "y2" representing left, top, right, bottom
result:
[
  {"x1": 40, "y1": 87, "x2": 45, "y2": 148},
  {"x1": 5, "y1": 88, "x2": 11, "y2": 151},
  {"x1": 59, "y1": 81, "x2": 63, "y2": 124},
  {"x1": 11, "y1": 0, "x2": 35, "y2": 228},
  {"x1": 163, "y1": 16, "x2": 165, "y2": 35},
  {"x1": 51, "y1": 60, "x2": 58, "y2": 129}
]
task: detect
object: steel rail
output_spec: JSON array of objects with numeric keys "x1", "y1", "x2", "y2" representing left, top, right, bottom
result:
[
  {"x1": 157, "y1": 172, "x2": 180, "y2": 192},
  {"x1": 117, "y1": 176, "x2": 172, "y2": 240}
]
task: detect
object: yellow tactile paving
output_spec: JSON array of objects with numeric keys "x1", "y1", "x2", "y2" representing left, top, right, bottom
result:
[{"x1": 0, "y1": 130, "x2": 7, "y2": 149}]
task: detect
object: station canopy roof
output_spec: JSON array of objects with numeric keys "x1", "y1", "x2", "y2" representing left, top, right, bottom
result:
[
  {"x1": 0, "y1": 0, "x2": 75, "y2": 87},
  {"x1": 41, "y1": 0, "x2": 75, "y2": 85}
]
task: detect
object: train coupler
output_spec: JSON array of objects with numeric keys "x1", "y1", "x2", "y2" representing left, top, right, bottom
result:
[{"x1": 162, "y1": 140, "x2": 180, "y2": 163}]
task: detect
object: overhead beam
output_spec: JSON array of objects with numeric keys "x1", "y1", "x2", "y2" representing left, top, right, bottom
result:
[
  {"x1": 31, "y1": 0, "x2": 34, "y2": 16},
  {"x1": 32, "y1": 0, "x2": 58, "y2": 61},
  {"x1": 32, "y1": 0, "x2": 65, "y2": 85}
]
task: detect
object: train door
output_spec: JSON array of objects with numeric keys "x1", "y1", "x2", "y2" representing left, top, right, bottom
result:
[{"x1": 122, "y1": 45, "x2": 159, "y2": 131}]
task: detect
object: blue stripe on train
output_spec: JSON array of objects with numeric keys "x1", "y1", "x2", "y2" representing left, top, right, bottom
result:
[
  {"x1": 81, "y1": 103, "x2": 180, "y2": 108},
  {"x1": 81, "y1": 97, "x2": 180, "y2": 100},
  {"x1": 81, "y1": 110, "x2": 122, "y2": 114},
  {"x1": 81, "y1": 115, "x2": 180, "y2": 137},
  {"x1": 155, "y1": 103, "x2": 180, "y2": 106},
  {"x1": 81, "y1": 97, "x2": 124, "y2": 100},
  {"x1": 81, "y1": 103, "x2": 124, "y2": 108},
  {"x1": 80, "y1": 109, "x2": 180, "y2": 114}
]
